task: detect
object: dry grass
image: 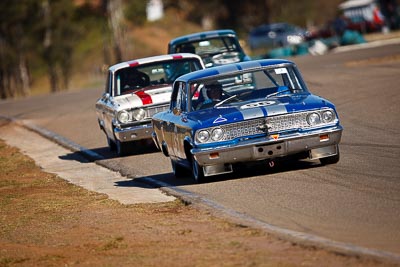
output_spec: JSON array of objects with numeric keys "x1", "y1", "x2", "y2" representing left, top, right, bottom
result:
[{"x1": 0, "y1": 139, "x2": 397, "y2": 267}]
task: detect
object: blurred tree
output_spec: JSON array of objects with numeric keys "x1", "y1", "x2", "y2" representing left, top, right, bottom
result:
[
  {"x1": 103, "y1": 0, "x2": 125, "y2": 62},
  {"x1": 102, "y1": 0, "x2": 147, "y2": 63},
  {"x1": 163, "y1": 0, "x2": 344, "y2": 36},
  {"x1": 0, "y1": 0, "x2": 365, "y2": 99},
  {"x1": 40, "y1": 0, "x2": 79, "y2": 92},
  {"x1": 0, "y1": 0, "x2": 79, "y2": 97},
  {"x1": 0, "y1": 0, "x2": 41, "y2": 98},
  {"x1": 124, "y1": 0, "x2": 147, "y2": 25}
]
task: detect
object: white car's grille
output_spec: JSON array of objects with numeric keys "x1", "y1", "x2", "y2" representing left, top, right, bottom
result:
[{"x1": 145, "y1": 104, "x2": 169, "y2": 118}]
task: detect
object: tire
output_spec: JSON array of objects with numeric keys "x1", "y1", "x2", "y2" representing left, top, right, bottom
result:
[
  {"x1": 191, "y1": 154, "x2": 205, "y2": 183},
  {"x1": 107, "y1": 136, "x2": 116, "y2": 151},
  {"x1": 171, "y1": 159, "x2": 186, "y2": 178},
  {"x1": 116, "y1": 139, "x2": 130, "y2": 157},
  {"x1": 320, "y1": 147, "x2": 340, "y2": 165}
]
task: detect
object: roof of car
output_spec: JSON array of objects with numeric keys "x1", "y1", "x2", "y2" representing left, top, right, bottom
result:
[
  {"x1": 176, "y1": 59, "x2": 295, "y2": 82},
  {"x1": 108, "y1": 53, "x2": 203, "y2": 72},
  {"x1": 168, "y1": 29, "x2": 238, "y2": 46}
]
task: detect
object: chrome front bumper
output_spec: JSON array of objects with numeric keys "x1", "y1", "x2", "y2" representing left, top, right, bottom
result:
[
  {"x1": 114, "y1": 123, "x2": 153, "y2": 142},
  {"x1": 192, "y1": 126, "x2": 342, "y2": 173}
]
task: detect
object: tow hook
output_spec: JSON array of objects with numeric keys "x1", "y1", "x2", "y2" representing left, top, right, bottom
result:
[{"x1": 268, "y1": 160, "x2": 275, "y2": 168}]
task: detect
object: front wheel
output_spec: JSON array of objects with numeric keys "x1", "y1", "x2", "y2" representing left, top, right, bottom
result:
[
  {"x1": 107, "y1": 136, "x2": 116, "y2": 151},
  {"x1": 116, "y1": 139, "x2": 130, "y2": 157},
  {"x1": 171, "y1": 159, "x2": 186, "y2": 178},
  {"x1": 191, "y1": 154, "x2": 205, "y2": 183}
]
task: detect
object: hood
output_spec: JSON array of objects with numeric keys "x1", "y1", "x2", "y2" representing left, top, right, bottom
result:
[
  {"x1": 188, "y1": 93, "x2": 335, "y2": 127},
  {"x1": 113, "y1": 85, "x2": 172, "y2": 110}
]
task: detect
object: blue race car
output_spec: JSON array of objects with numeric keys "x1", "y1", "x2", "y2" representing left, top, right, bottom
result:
[
  {"x1": 168, "y1": 29, "x2": 251, "y2": 68},
  {"x1": 152, "y1": 59, "x2": 343, "y2": 182}
]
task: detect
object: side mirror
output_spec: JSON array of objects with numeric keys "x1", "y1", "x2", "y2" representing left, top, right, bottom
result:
[{"x1": 102, "y1": 92, "x2": 110, "y2": 100}]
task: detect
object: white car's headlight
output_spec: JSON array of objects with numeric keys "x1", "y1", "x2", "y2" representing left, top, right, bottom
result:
[
  {"x1": 197, "y1": 130, "x2": 210, "y2": 143},
  {"x1": 117, "y1": 110, "x2": 130, "y2": 124},
  {"x1": 322, "y1": 110, "x2": 335, "y2": 123},
  {"x1": 307, "y1": 112, "x2": 321, "y2": 126},
  {"x1": 132, "y1": 108, "x2": 146, "y2": 121},
  {"x1": 211, "y1": 128, "x2": 224, "y2": 141}
]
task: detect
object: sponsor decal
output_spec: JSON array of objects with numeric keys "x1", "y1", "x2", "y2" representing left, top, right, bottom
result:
[
  {"x1": 270, "y1": 134, "x2": 279, "y2": 140},
  {"x1": 213, "y1": 116, "x2": 227, "y2": 124},
  {"x1": 241, "y1": 100, "x2": 276, "y2": 109},
  {"x1": 274, "y1": 68, "x2": 288, "y2": 74}
]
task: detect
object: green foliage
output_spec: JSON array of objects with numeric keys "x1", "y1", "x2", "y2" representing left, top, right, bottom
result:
[
  {"x1": 0, "y1": 0, "x2": 42, "y2": 98},
  {"x1": 0, "y1": 0, "x2": 348, "y2": 99},
  {"x1": 124, "y1": 0, "x2": 147, "y2": 26}
]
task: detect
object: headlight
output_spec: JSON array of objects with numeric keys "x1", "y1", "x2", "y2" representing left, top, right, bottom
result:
[
  {"x1": 117, "y1": 110, "x2": 130, "y2": 123},
  {"x1": 132, "y1": 108, "x2": 146, "y2": 121},
  {"x1": 307, "y1": 112, "x2": 321, "y2": 126},
  {"x1": 197, "y1": 130, "x2": 210, "y2": 143},
  {"x1": 211, "y1": 128, "x2": 224, "y2": 141},
  {"x1": 322, "y1": 110, "x2": 335, "y2": 123}
]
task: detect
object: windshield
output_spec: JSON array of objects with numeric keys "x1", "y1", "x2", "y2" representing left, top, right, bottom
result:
[
  {"x1": 114, "y1": 58, "x2": 202, "y2": 96},
  {"x1": 189, "y1": 65, "x2": 307, "y2": 111},
  {"x1": 174, "y1": 37, "x2": 242, "y2": 67}
]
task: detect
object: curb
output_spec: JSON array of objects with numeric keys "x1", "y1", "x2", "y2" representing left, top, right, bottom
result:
[{"x1": 2, "y1": 116, "x2": 397, "y2": 265}]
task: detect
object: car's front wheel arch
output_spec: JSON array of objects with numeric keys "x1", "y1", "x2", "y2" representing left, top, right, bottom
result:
[
  {"x1": 183, "y1": 140, "x2": 193, "y2": 163},
  {"x1": 161, "y1": 141, "x2": 169, "y2": 157},
  {"x1": 184, "y1": 141, "x2": 205, "y2": 183}
]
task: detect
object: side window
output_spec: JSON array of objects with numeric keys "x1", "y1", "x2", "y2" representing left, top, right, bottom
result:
[
  {"x1": 170, "y1": 82, "x2": 185, "y2": 110},
  {"x1": 176, "y1": 82, "x2": 187, "y2": 112},
  {"x1": 105, "y1": 71, "x2": 112, "y2": 95}
]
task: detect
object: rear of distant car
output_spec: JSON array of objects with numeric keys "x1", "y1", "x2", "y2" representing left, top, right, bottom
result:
[{"x1": 248, "y1": 23, "x2": 307, "y2": 50}]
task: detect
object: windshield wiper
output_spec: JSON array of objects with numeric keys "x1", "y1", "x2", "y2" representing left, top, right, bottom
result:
[
  {"x1": 265, "y1": 89, "x2": 291, "y2": 99},
  {"x1": 214, "y1": 94, "x2": 237, "y2": 107}
]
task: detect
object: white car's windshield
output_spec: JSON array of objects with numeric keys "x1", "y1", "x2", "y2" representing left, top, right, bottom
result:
[
  {"x1": 115, "y1": 58, "x2": 203, "y2": 96},
  {"x1": 190, "y1": 65, "x2": 306, "y2": 111}
]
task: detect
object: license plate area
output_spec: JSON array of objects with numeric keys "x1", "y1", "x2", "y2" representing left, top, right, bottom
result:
[{"x1": 253, "y1": 142, "x2": 286, "y2": 158}]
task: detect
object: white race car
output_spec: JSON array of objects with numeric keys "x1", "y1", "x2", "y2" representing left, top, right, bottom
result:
[{"x1": 95, "y1": 53, "x2": 205, "y2": 156}]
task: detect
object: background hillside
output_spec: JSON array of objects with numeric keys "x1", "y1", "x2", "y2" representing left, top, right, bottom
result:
[{"x1": 0, "y1": 0, "x2": 391, "y2": 98}]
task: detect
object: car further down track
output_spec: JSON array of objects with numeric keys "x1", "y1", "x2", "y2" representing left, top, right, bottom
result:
[{"x1": 168, "y1": 29, "x2": 251, "y2": 68}]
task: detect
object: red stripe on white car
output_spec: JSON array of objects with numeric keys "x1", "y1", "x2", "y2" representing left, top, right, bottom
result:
[
  {"x1": 135, "y1": 91, "x2": 153, "y2": 105},
  {"x1": 129, "y1": 61, "x2": 139, "y2": 67}
]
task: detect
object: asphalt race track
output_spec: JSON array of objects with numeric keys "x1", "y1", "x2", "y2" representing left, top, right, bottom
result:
[{"x1": 1, "y1": 40, "x2": 399, "y2": 261}]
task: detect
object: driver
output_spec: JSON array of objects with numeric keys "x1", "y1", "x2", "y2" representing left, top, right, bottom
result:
[
  {"x1": 124, "y1": 69, "x2": 150, "y2": 91},
  {"x1": 196, "y1": 82, "x2": 223, "y2": 110}
]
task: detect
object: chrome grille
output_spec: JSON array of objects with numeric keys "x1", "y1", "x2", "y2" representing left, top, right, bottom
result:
[
  {"x1": 195, "y1": 109, "x2": 337, "y2": 144},
  {"x1": 220, "y1": 118, "x2": 266, "y2": 140},
  {"x1": 266, "y1": 112, "x2": 310, "y2": 133},
  {"x1": 145, "y1": 104, "x2": 169, "y2": 118}
]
